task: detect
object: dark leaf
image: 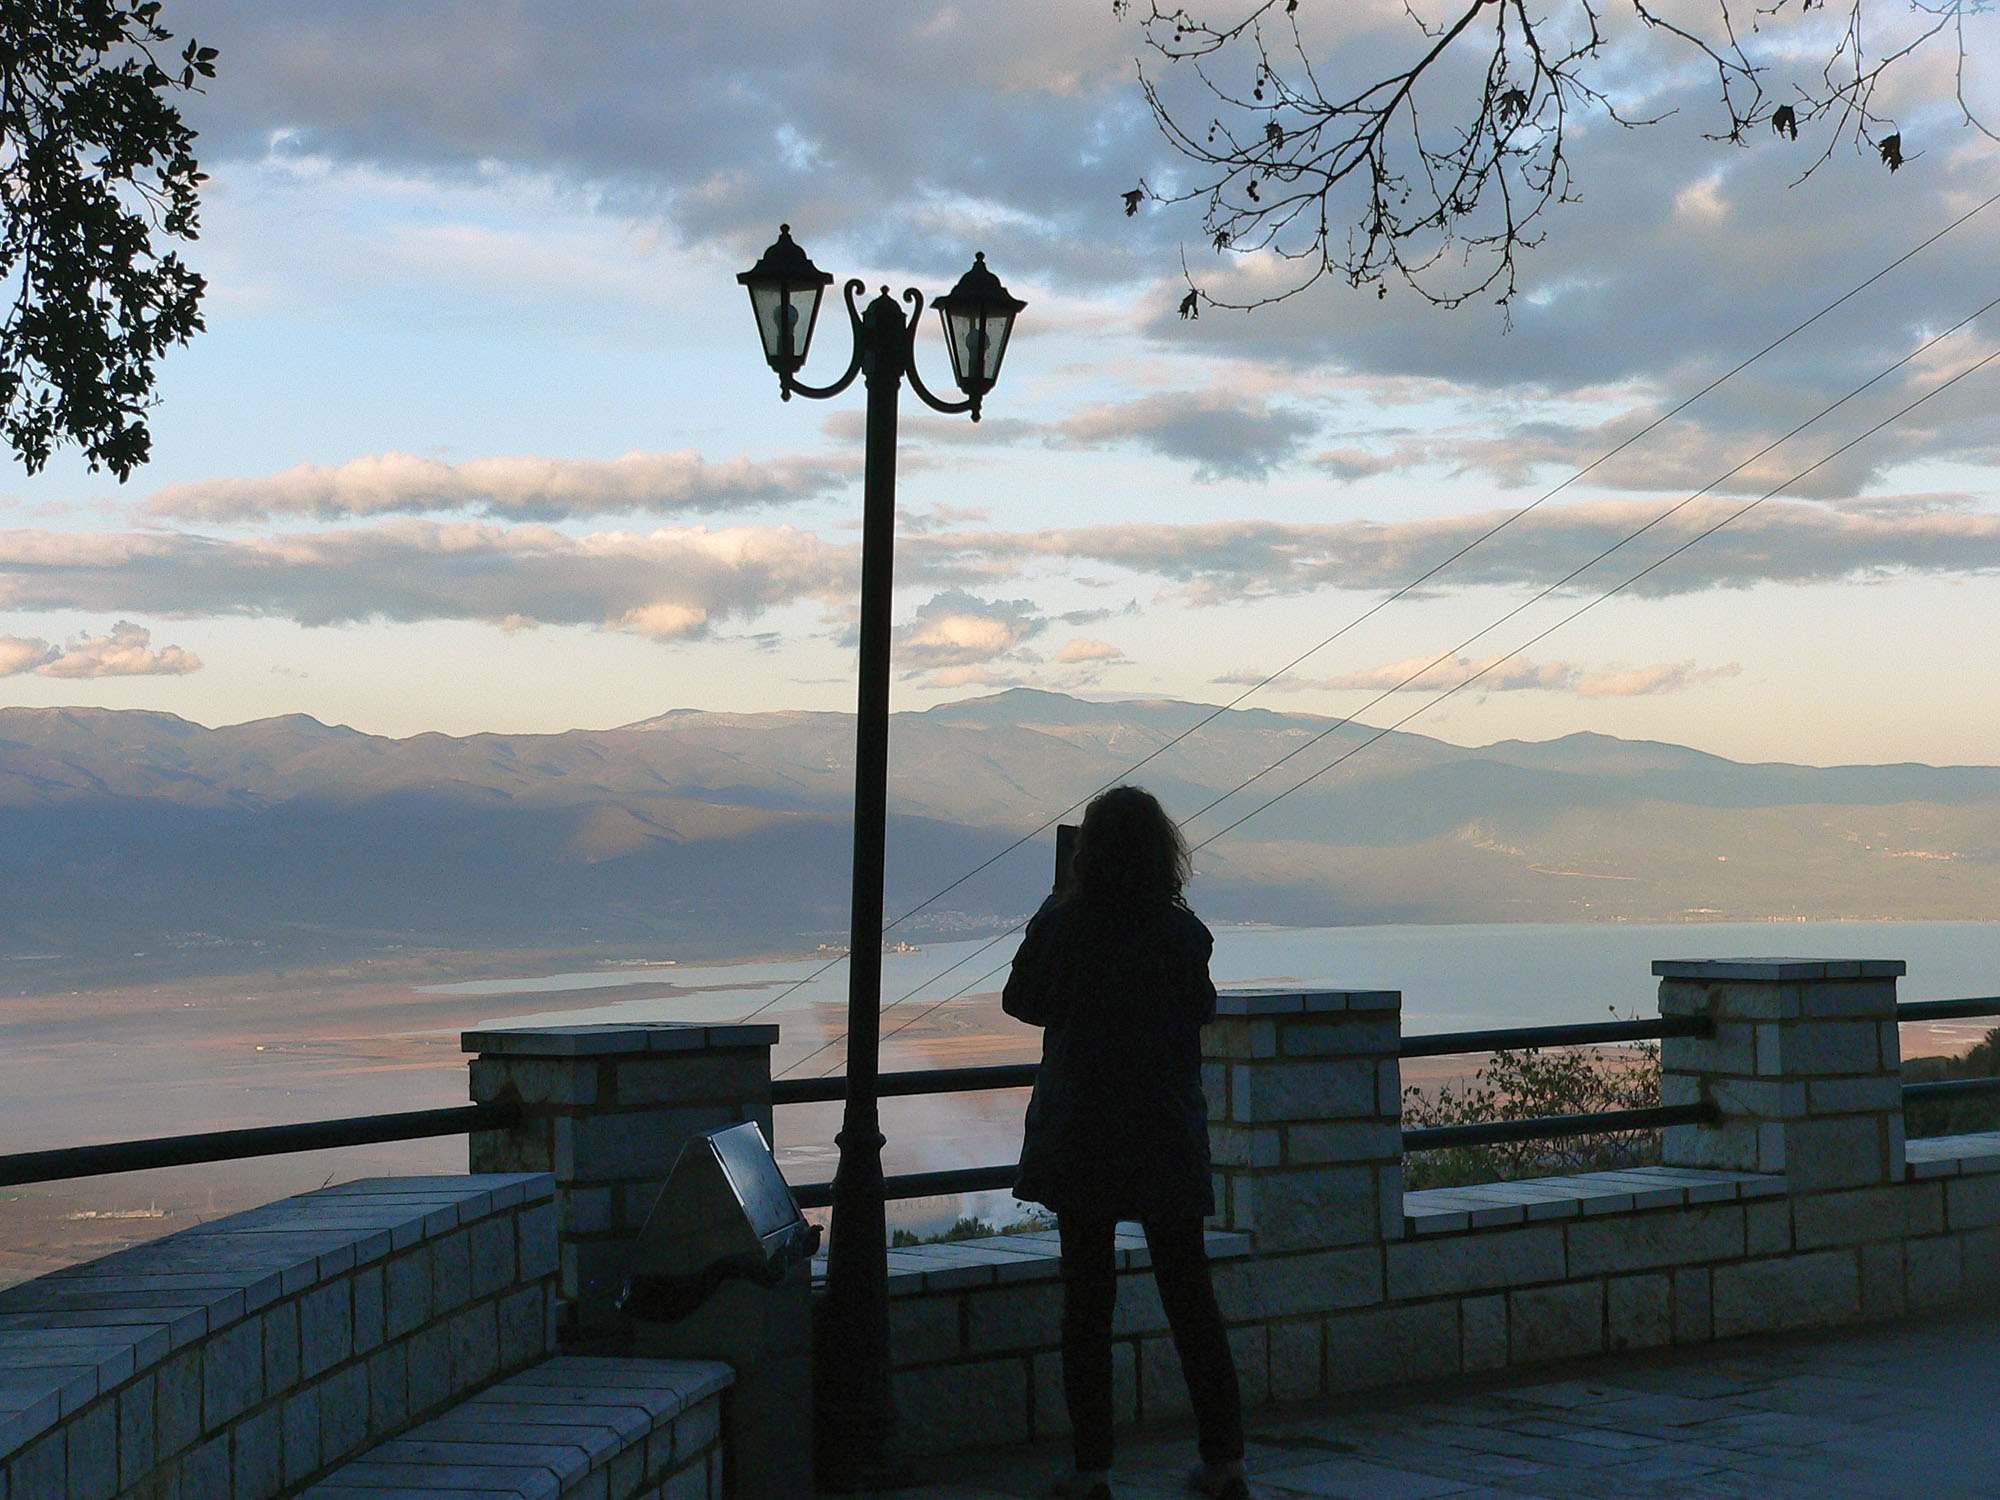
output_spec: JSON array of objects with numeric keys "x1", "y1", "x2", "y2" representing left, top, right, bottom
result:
[
  {"x1": 1772, "y1": 104, "x2": 1797, "y2": 140},
  {"x1": 1879, "y1": 132, "x2": 1903, "y2": 171},
  {"x1": 1179, "y1": 289, "x2": 1200, "y2": 319},
  {"x1": 0, "y1": 0, "x2": 214, "y2": 478},
  {"x1": 1122, "y1": 187, "x2": 1145, "y2": 217}
]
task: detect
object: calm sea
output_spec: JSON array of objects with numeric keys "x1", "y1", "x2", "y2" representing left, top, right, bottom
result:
[{"x1": 442, "y1": 918, "x2": 2000, "y2": 1038}]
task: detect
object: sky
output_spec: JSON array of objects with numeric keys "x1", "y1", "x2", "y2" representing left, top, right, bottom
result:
[{"x1": 2, "y1": 0, "x2": 1999, "y2": 767}]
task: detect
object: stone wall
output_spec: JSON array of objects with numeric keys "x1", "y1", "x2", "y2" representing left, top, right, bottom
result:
[
  {"x1": 0, "y1": 1174, "x2": 557, "y2": 1500},
  {"x1": 452, "y1": 963, "x2": 2000, "y2": 1462},
  {"x1": 868, "y1": 964, "x2": 2000, "y2": 1456},
  {"x1": 465, "y1": 1022, "x2": 776, "y2": 1343}
]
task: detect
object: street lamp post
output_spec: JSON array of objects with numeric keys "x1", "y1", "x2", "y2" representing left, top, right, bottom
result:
[{"x1": 738, "y1": 226, "x2": 1024, "y2": 1491}]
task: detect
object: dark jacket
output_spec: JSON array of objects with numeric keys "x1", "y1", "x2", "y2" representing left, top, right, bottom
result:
[{"x1": 1002, "y1": 892, "x2": 1218, "y2": 1221}]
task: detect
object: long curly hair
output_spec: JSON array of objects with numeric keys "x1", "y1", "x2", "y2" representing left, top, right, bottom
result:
[{"x1": 1068, "y1": 785, "x2": 1192, "y2": 909}]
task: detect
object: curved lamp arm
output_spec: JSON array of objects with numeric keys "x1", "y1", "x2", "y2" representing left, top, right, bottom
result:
[
  {"x1": 899, "y1": 289, "x2": 980, "y2": 421},
  {"x1": 783, "y1": 279, "x2": 868, "y2": 402}
]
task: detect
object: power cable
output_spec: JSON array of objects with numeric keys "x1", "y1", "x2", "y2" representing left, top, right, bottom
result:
[
  {"x1": 791, "y1": 318, "x2": 2000, "y2": 1076},
  {"x1": 741, "y1": 186, "x2": 2000, "y2": 1057}
]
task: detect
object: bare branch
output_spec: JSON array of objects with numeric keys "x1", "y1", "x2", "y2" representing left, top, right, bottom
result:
[{"x1": 1117, "y1": 0, "x2": 1993, "y2": 313}]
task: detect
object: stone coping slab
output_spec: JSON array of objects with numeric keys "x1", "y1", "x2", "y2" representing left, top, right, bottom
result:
[
  {"x1": 1214, "y1": 988, "x2": 1398, "y2": 1017},
  {"x1": 812, "y1": 1227, "x2": 1254, "y2": 1296},
  {"x1": 463, "y1": 1022, "x2": 779, "y2": 1057},
  {"x1": 298, "y1": 1355, "x2": 731, "y2": 1500},
  {"x1": 1904, "y1": 1129, "x2": 2000, "y2": 1179},
  {"x1": 1651, "y1": 957, "x2": 1907, "y2": 980},
  {"x1": 1404, "y1": 1163, "x2": 1784, "y2": 1235},
  {"x1": 0, "y1": 1173, "x2": 552, "y2": 1468}
]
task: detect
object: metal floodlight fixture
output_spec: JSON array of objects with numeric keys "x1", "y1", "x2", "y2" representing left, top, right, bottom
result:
[
  {"x1": 738, "y1": 224, "x2": 834, "y2": 389},
  {"x1": 932, "y1": 252, "x2": 1025, "y2": 407}
]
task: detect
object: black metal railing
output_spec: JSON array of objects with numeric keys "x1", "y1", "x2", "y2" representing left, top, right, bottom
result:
[
  {"x1": 0, "y1": 1101, "x2": 522, "y2": 1189},
  {"x1": 772, "y1": 1062, "x2": 1036, "y2": 1107},
  {"x1": 1903, "y1": 1076, "x2": 2000, "y2": 1103},
  {"x1": 2, "y1": 991, "x2": 1994, "y2": 1202},
  {"x1": 784, "y1": 994, "x2": 2000, "y2": 1205}
]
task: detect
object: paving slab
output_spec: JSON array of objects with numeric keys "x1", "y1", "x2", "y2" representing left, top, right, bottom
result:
[{"x1": 883, "y1": 1305, "x2": 2000, "y2": 1500}]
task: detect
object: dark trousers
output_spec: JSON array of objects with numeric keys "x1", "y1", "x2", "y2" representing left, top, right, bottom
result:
[{"x1": 1057, "y1": 1213, "x2": 1244, "y2": 1471}]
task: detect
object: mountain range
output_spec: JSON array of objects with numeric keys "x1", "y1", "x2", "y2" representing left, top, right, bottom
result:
[{"x1": 5, "y1": 688, "x2": 1999, "y2": 982}]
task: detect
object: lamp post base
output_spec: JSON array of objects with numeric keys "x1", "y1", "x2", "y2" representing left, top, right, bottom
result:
[{"x1": 811, "y1": 1295, "x2": 911, "y2": 1493}]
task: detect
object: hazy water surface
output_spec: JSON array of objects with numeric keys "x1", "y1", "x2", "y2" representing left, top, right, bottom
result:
[{"x1": 447, "y1": 918, "x2": 2000, "y2": 1037}]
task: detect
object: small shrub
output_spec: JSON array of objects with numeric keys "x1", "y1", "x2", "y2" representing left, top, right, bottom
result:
[
  {"x1": 887, "y1": 1209, "x2": 1054, "y2": 1247},
  {"x1": 1403, "y1": 1014, "x2": 1661, "y2": 1190},
  {"x1": 1904, "y1": 1025, "x2": 2000, "y2": 1138}
]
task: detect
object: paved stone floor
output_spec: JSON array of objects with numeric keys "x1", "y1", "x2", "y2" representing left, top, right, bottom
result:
[{"x1": 892, "y1": 1308, "x2": 2000, "y2": 1500}]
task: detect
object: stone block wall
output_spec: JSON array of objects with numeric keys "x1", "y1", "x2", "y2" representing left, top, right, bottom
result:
[
  {"x1": 1658, "y1": 959, "x2": 1907, "y2": 1189},
  {"x1": 0, "y1": 1173, "x2": 557, "y2": 1500},
  {"x1": 465, "y1": 1022, "x2": 777, "y2": 1341},
  {"x1": 867, "y1": 963, "x2": 2000, "y2": 1456}
]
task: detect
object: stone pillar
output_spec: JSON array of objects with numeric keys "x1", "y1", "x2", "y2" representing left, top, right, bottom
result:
[
  {"x1": 1656, "y1": 959, "x2": 1906, "y2": 1191},
  {"x1": 1203, "y1": 989, "x2": 1404, "y2": 1252},
  {"x1": 464, "y1": 1021, "x2": 778, "y2": 1341}
]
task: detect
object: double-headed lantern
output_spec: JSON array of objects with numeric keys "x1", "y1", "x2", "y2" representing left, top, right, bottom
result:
[
  {"x1": 736, "y1": 226, "x2": 1023, "y2": 419},
  {"x1": 733, "y1": 222, "x2": 1023, "y2": 1491}
]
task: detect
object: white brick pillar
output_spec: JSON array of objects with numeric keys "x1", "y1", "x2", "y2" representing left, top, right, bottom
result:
[
  {"x1": 1656, "y1": 959, "x2": 1906, "y2": 1192},
  {"x1": 463, "y1": 1021, "x2": 777, "y2": 1341},
  {"x1": 1203, "y1": 989, "x2": 1404, "y2": 1252}
]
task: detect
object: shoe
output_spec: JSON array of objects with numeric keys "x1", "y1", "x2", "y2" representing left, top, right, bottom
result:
[
  {"x1": 1187, "y1": 1460, "x2": 1248, "y2": 1500},
  {"x1": 1046, "y1": 1470, "x2": 1112, "y2": 1499}
]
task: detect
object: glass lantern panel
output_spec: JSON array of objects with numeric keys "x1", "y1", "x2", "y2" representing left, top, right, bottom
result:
[
  {"x1": 784, "y1": 285, "x2": 823, "y2": 368},
  {"x1": 748, "y1": 281, "x2": 824, "y2": 371},
  {"x1": 980, "y1": 310, "x2": 1015, "y2": 380}
]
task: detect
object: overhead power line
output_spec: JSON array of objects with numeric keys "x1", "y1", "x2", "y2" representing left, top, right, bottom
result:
[
  {"x1": 740, "y1": 186, "x2": 2000, "y2": 1059},
  {"x1": 781, "y1": 311, "x2": 2000, "y2": 1079}
]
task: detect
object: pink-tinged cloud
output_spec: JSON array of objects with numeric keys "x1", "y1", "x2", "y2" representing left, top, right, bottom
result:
[
  {"x1": 1058, "y1": 637, "x2": 1125, "y2": 663},
  {"x1": 893, "y1": 591, "x2": 1046, "y2": 682},
  {"x1": 0, "y1": 522, "x2": 856, "y2": 639},
  {"x1": 0, "y1": 622, "x2": 201, "y2": 679},
  {"x1": 143, "y1": 449, "x2": 857, "y2": 523}
]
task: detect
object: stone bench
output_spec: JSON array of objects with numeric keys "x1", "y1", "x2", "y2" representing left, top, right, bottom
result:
[
  {"x1": 1403, "y1": 1163, "x2": 1786, "y2": 1233},
  {"x1": 298, "y1": 1355, "x2": 730, "y2": 1500},
  {"x1": 0, "y1": 1174, "x2": 557, "y2": 1499}
]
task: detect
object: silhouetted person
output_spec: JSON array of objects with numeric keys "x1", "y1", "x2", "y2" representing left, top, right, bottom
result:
[{"x1": 1004, "y1": 786, "x2": 1246, "y2": 1500}]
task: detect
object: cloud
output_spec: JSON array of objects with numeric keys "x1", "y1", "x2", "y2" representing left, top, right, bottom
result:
[
  {"x1": 10, "y1": 490, "x2": 2000, "y2": 661},
  {"x1": 1314, "y1": 447, "x2": 1410, "y2": 482},
  {"x1": 0, "y1": 636, "x2": 51, "y2": 675},
  {"x1": 143, "y1": 449, "x2": 856, "y2": 523},
  {"x1": 175, "y1": 0, "x2": 1166, "y2": 291},
  {"x1": 1052, "y1": 390, "x2": 1320, "y2": 481},
  {"x1": 0, "y1": 521, "x2": 855, "y2": 639},
  {"x1": 905, "y1": 495, "x2": 2000, "y2": 601},
  {"x1": 1218, "y1": 656, "x2": 1741, "y2": 698},
  {"x1": 894, "y1": 591, "x2": 1045, "y2": 680},
  {"x1": 0, "y1": 622, "x2": 202, "y2": 679},
  {"x1": 1058, "y1": 637, "x2": 1125, "y2": 663}
]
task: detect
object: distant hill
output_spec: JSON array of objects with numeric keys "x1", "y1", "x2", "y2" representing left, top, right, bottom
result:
[{"x1": 4, "y1": 690, "x2": 2000, "y2": 981}]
